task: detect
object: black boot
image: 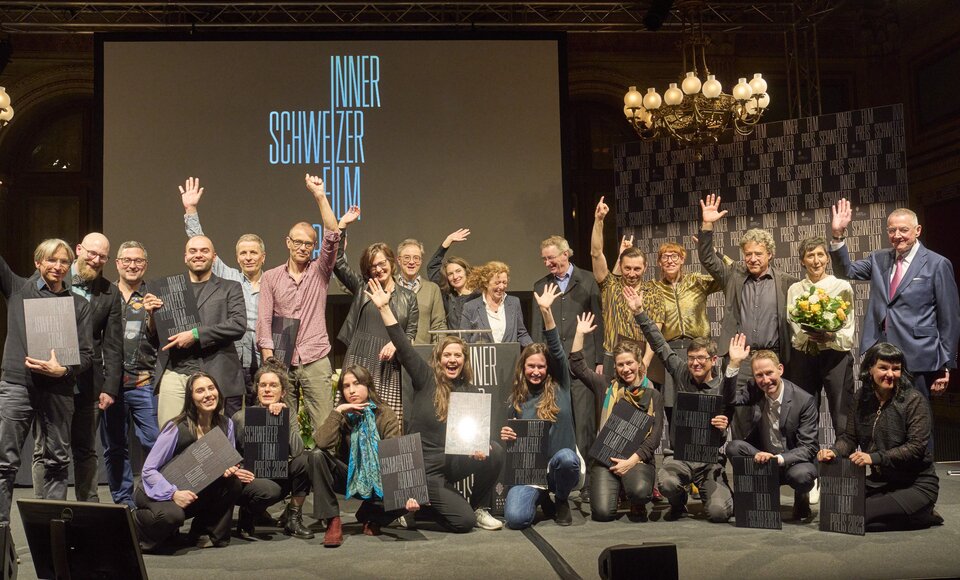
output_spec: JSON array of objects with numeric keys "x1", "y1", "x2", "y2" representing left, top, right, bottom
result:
[
  {"x1": 284, "y1": 503, "x2": 315, "y2": 539},
  {"x1": 236, "y1": 506, "x2": 255, "y2": 539}
]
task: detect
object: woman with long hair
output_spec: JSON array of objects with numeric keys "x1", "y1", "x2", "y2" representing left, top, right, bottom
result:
[
  {"x1": 367, "y1": 278, "x2": 505, "y2": 533},
  {"x1": 426, "y1": 228, "x2": 480, "y2": 329},
  {"x1": 133, "y1": 372, "x2": 243, "y2": 551},
  {"x1": 310, "y1": 363, "x2": 419, "y2": 547},
  {"x1": 335, "y1": 207, "x2": 419, "y2": 421},
  {"x1": 818, "y1": 342, "x2": 942, "y2": 531},
  {"x1": 232, "y1": 358, "x2": 314, "y2": 540},
  {"x1": 459, "y1": 261, "x2": 532, "y2": 347},
  {"x1": 569, "y1": 305, "x2": 664, "y2": 522},
  {"x1": 500, "y1": 284, "x2": 580, "y2": 529}
]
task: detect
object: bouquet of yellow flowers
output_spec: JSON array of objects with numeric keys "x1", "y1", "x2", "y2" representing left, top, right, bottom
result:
[{"x1": 789, "y1": 286, "x2": 850, "y2": 332}]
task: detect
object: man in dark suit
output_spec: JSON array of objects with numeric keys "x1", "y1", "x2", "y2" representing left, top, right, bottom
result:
[
  {"x1": 697, "y1": 194, "x2": 799, "y2": 438},
  {"x1": 146, "y1": 235, "x2": 246, "y2": 426},
  {"x1": 830, "y1": 198, "x2": 959, "y2": 400},
  {"x1": 724, "y1": 334, "x2": 819, "y2": 521},
  {"x1": 532, "y1": 235, "x2": 603, "y2": 498},
  {"x1": 32, "y1": 232, "x2": 122, "y2": 502}
]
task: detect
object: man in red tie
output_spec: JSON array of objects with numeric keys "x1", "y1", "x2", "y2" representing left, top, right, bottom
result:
[{"x1": 830, "y1": 199, "x2": 959, "y2": 403}]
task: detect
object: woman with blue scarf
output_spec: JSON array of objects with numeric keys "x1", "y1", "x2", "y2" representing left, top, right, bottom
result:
[
  {"x1": 311, "y1": 364, "x2": 416, "y2": 547},
  {"x1": 570, "y1": 308, "x2": 664, "y2": 522}
]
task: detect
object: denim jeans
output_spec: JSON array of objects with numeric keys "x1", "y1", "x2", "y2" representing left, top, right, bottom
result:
[
  {"x1": 100, "y1": 386, "x2": 159, "y2": 507},
  {"x1": 504, "y1": 448, "x2": 580, "y2": 529}
]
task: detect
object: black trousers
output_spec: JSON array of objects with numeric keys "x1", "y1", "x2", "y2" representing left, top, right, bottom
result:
[
  {"x1": 786, "y1": 348, "x2": 854, "y2": 436},
  {"x1": 32, "y1": 385, "x2": 99, "y2": 503},
  {"x1": 589, "y1": 461, "x2": 656, "y2": 522},
  {"x1": 419, "y1": 442, "x2": 505, "y2": 533},
  {"x1": 239, "y1": 454, "x2": 311, "y2": 513},
  {"x1": 725, "y1": 440, "x2": 817, "y2": 495},
  {"x1": 133, "y1": 476, "x2": 242, "y2": 550},
  {"x1": 308, "y1": 449, "x2": 406, "y2": 527}
]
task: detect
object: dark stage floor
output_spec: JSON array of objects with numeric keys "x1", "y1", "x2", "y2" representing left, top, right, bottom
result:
[{"x1": 9, "y1": 462, "x2": 960, "y2": 579}]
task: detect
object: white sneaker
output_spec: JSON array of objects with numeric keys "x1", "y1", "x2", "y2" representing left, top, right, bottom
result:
[
  {"x1": 474, "y1": 508, "x2": 503, "y2": 530},
  {"x1": 809, "y1": 479, "x2": 820, "y2": 505},
  {"x1": 397, "y1": 515, "x2": 417, "y2": 530}
]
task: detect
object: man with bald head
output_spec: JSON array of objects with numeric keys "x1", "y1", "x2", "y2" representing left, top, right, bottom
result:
[
  {"x1": 257, "y1": 174, "x2": 340, "y2": 433},
  {"x1": 146, "y1": 234, "x2": 246, "y2": 425},
  {"x1": 33, "y1": 232, "x2": 122, "y2": 502},
  {"x1": 830, "y1": 199, "x2": 960, "y2": 401}
]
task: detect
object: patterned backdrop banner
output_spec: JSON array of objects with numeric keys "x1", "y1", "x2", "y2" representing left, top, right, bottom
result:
[{"x1": 613, "y1": 104, "x2": 907, "y2": 445}]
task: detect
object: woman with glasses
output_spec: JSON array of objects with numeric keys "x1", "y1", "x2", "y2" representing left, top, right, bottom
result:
[{"x1": 334, "y1": 207, "x2": 418, "y2": 420}]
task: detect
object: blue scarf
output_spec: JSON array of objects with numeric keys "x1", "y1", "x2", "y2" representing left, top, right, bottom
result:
[{"x1": 345, "y1": 402, "x2": 383, "y2": 500}]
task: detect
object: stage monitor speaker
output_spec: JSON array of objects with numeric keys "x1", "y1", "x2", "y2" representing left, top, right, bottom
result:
[
  {"x1": 0, "y1": 522, "x2": 17, "y2": 580},
  {"x1": 599, "y1": 543, "x2": 677, "y2": 580}
]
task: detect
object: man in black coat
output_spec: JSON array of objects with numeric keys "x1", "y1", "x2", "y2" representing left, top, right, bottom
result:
[{"x1": 32, "y1": 232, "x2": 122, "y2": 502}]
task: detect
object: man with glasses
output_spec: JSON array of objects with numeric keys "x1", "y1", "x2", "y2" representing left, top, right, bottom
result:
[
  {"x1": 0, "y1": 239, "x2": 93, "y2": 523},
  {"x1": 533, "y1": 234, "x2": 605, "y2": 501},
  {"x1": 830, "y1": 198, "x2": 959, "y2": 403},
  {"x1": 257, "y1": 174, "x2": 340, "y2": 433},
  {"x1": 99, "y1": 241, "x2": 160, "y2": 508},
  {"x1": 180, "y1": 176, "x2": 266, "y2": 405},
  {"x1": 33, "y1": 232, "x2": 122, "y2": 503},
  {"x1": 631, "y1": 295, "x2": 733, "y2": 523},
  {"x1": 396, "y1": 239, "x2": 446, "y2": 344}
]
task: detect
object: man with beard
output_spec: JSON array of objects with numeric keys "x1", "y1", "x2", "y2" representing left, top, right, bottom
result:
[
  {"x1": 257, "y1": 174, "x2": 340, "y2": 433},
  {"x1": 33, "y1": 232, "x2": 122, "y2": 502},
  {"x1": 147, "y1": 235, "x2": 246, "y2": 425},
  {"x1": 100, "y1": 241, "x2": 160, "y2": 508},
  {"x1": 181, "y1": 176, "x2": 266, "y2": 404},
  {"x1": 396, "y1": 238, "x2": 447, "y2": 344},
  {"x1": 725, "y1": 334, "x2": 819, "y2": 521},
  {"x1": 629, "y1": 287, "x2": 733, "y2": 523},
  {"x1": 0, "y1": 239, "x2": 93, "y2": 523}
]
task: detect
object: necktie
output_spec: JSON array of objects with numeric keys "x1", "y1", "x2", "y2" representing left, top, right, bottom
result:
[
  {"x1": 889, "y1": 255, "x2": 904, "y2": 299},
  {"x1": 768, "y1": 400, "x2": 782, "y2": 453}
]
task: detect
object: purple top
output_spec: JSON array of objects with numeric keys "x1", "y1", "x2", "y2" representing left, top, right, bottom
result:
[{"x1": 142, "y1": 419, "x2": 236, "y2": 501}]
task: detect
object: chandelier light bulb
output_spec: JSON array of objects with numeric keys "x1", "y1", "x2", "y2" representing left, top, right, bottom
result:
[
  {"x1": 749, "y1": 73, "x2": 767, "y2": 95},
  {"x1": 702, "y1": 75, "x2": 722, "y2": 99},
  {"x1": 642, "y1": 88, "x2": 662, "y2": 110},
  {"x1": 733, "y1": 78, "x2": 752, "y2": 101},
  {"x1": 757, "y1": 93, "x2": 771, "y2": 109},
  {"x1": 681, "y1": 72, "x2": 701, "y2": 95},
  {"x1": 624, "y1": 86, "x2": 643, "y2": 108},
  {"x1": 0, "y1": 89, "x2": 9, "y2": 110},
  {"x1": 664, "y1": 83, "x2": 683, "y2": 106},
  {"x1": 0, "y1": 106, "x2": 13, "y2": 122},
  {"x1": 623, "y1": 105, "x2": 634, "y2": 119},
  {"x1": 745, "y1": 100, "x2": 759, "y2": 115}
]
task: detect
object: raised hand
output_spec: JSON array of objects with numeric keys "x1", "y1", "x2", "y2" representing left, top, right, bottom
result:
[
  {"x1": 364, "y1": 278, "x2": 391, "y2": 309},
  {"x1": 443, "y1": 228, "x2": 471, "y2": 248},
  {"x1": 338, "y1": 205, "x2": 361, "y2": 229},
  {"x1": 575, "y1": 312, "x2": 597, "y2": 336},
  {"x1": 728, "y1": 333, "x2": 751, "y2": 366},
  {"x1": 700, "y1": 193, "x2": 728, "y2": 224},
  {"x1": 304, "y1": 173, "x2": 326, "y2": 199},
  {"x1": 595, "y1": 196, "x2": 609, "y2": 221},
  {"x1": 622, "y1": 285, "x2": 644, "y2": 313},
  {"x1": 619, "y1": 234, "x2": 634, "y2": 256},
  {"x1": 533, "y1": 282, "x2": 562, "y2": 310},
  {"x1": 179, "y1": 176, "x2": 204, "y2": 212},
  {"x1": 831, "y1": 198, "x2": 852, "y2": 237}
]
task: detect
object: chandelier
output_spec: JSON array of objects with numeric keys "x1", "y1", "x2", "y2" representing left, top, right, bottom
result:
[
  {"x1": 623, "y1": 4, "x2": 769, "y2": 147},
  {"x1": 0, "y1": 87, "x2": 13, "y2": 126}
]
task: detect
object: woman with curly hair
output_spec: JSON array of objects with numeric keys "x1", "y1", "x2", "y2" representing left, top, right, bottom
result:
[{"x1": 459, "y1": 260, "x2": 532, "y2": 347}]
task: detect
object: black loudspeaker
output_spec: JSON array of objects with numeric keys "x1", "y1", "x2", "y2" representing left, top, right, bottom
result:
[
  {"x1": 0, "y1": 523, "x2": 17, "y2": 580},
  {"x1": 599, "y1": 543, "x2": 677, "y2": 580}
]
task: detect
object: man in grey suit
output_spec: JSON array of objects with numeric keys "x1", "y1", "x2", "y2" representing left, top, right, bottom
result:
[
  {"x1": 145, "y1": 235, "x2": 246, "y2": 426},
  {"x1": 532, "y1": 236, "x2": 604, "y2": 500},
  {"x1": 830, "y1": 198, "x2": 959, "y2": 401},
  {"x1": 724, "y1": 334, "x2": 819, "y2": 521},
  {"x1": 697, "y1": 194, "x2": 799, "y2": 438}
]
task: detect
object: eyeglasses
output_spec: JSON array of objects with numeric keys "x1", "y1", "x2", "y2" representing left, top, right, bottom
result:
[
  {"x1": 661, "y1": 253, "x2": 683, "y2": 263},
  {"x1": 399, "y1": 256, "x2": 422, "y2": 264},
  {"x1": 369, "y1": 260, "x2": 390, "y2": 273},
  {"x1": 687, "y1": 355, "x2": 712, "y2": 363},
  {"x1": 43, "y1": 257, "x2": 71, "y2": 267},
  {"x1": 288, "y1": 237, "x2": 316, "y2": 249},
  {"x1": 80, "y1": 245, "x2": 109, "y2": 262},
  {"x1": 117, "y1": 258, "x2": 147, "y2": 267}
]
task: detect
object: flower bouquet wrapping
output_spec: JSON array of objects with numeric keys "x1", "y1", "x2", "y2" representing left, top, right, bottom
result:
[{"x1": 789, "y1": 286, "x2": 850, "y2": 334}]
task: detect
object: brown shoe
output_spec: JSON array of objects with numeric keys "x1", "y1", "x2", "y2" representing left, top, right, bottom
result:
[
  {"x1": 323, "y1": 516, "x2": 343, "y2": 548},
  {"x1": 362, "y1": 521, "x2": 381, "y2": 536}
]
